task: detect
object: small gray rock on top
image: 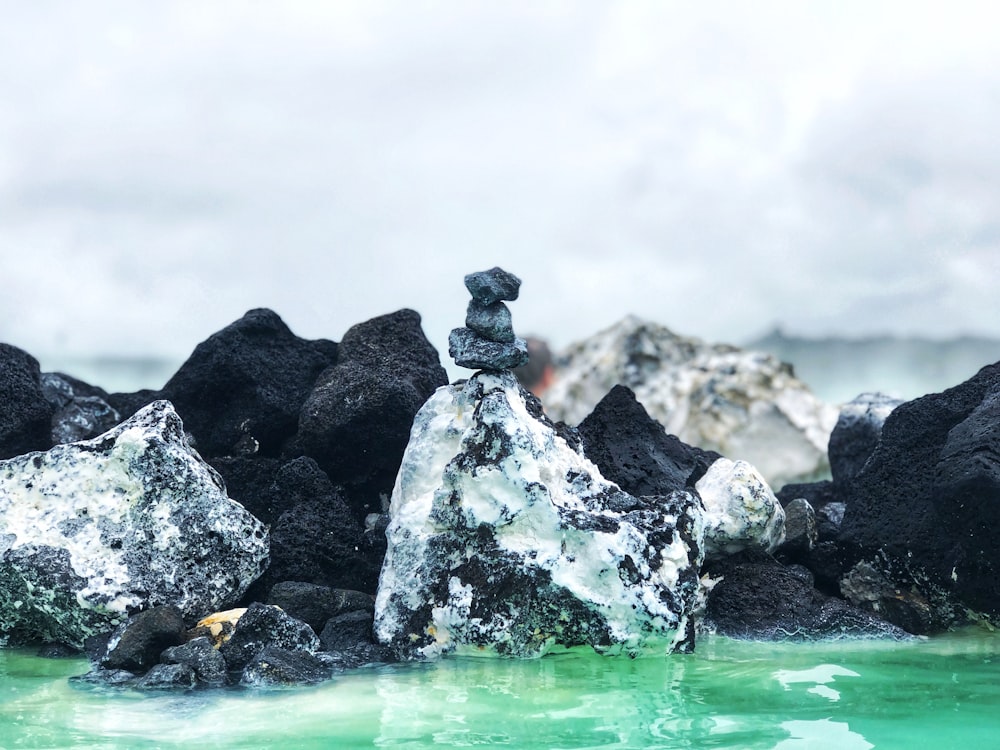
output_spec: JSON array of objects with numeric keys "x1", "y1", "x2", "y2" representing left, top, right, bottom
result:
[{"x1": 464, "y1": 267, "x2": 521, "y2": 304}]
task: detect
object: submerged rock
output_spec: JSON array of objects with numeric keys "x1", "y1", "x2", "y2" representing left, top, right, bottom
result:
[
  {"x1": 0, "y1": 401, "x2": 269, "y2": 647},
  {"x1": 374, "y1": 370, "x2": 705, "y2": 659},
  {"x1": 543, "y1": 317, "x2": 838, "y2": 488}
]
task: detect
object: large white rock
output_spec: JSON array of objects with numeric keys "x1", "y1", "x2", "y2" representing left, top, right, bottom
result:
[
  {"x1": 544, "y1": 316, "x2": 839, "y2": 488},
  {"x1": 0, "y1": 401, "x2": 269, "y2": 647},
  {"x1": 374, "y1": 371, "x2": 706, "y2": 659}
]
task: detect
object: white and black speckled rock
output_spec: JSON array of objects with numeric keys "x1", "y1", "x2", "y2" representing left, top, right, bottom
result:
[
  {"x1": 0, "y1": 400, "x2": 269, "y2": 648},
  {"x1": 374, "y1": 370, "x2": 705, "y2": 659},
  {"x1": 695, "y1": 458, "x2": 785, "y2": 560},
  {"x1": 449, "y1": 328, "x2": 529, "y2": 370},
  {"x1": 544, "y1": 316, "x2": 838, "y2": 488}
]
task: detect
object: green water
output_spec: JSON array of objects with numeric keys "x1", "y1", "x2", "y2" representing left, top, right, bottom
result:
[{"x1": 2, "y1": 629, "x2": 998, "y2": 749}]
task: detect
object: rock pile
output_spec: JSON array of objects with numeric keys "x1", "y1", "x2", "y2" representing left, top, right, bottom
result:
[{"x1": 448, "y1": 267, "x2": 529, "y2": 370}]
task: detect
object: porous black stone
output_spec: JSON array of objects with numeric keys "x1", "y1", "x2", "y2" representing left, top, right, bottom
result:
[
  {"x1": 829, "y1": 392, "x2": 903, "y2": 486},
  {"x1": 160, "y1": 636, "x2": 227, "y2": 686},
  {"x1": 703, "y1": 552, "x2": 911, "y2": 641},
  {"x1": 219, "y1": 602, "x2": 319, "y2": 673},
  {"x1": 267, "y1": 582, "x2": 375, "y2": 633},
  {"x1": 135, "y1": 662, "x2": 198, "y2": 690},
  {"x1": 240, "y1": 645, "x2": 333, "y2": 686},
  {"x1": 318, "y1": 610, "x2": 374, "y2": 652},
  {"x1": 0, "y1": 344, "x2": 54, "y2": 459},
  {"x1": 292, "y1": 309, "x2": 447, "y2": 521},
  {"x1": 577, "y1": 385, "x2": 721, "y2": 496},
  {"x1": 100, "y1": 606, "x2": 187, "y2": 673},
  {"x1": 840, "y1": 362, "x2": 1000, "y2": 624},
  {"x1": 109, "y1": 308, "x2": 338, "y2": 459},
  {"x1": 465, "y1": 300, "x2": 515, "y2": 343},
  {"x1": 448, "y1": 328, "x2": 528, "y2": 370},
  {"x1": 464, "y1": 267, "x2": 521, "y2": 304}
]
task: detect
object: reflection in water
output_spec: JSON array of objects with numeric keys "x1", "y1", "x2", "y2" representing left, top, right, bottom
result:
[
  {"x1": 774, "y1": 719, "x2": 874, "y2": 749},
  {"x1": 773, "y1": 664, "x2": 862, "y2": 701}
]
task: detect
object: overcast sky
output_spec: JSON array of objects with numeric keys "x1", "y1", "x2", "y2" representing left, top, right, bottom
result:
[{"x1": 2, "y1": 1, "x2": 999, "y2": 370}]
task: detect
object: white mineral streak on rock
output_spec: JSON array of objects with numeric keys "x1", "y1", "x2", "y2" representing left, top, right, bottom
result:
[
  {"x1": 0, "y1": 401, "x2": 268, "y2": 647},
  {"x1": 695, "y1": 457, "x2": 785, "y2": 558},
  {"x1": 375, "y1": 371, "x2": 706, "y2": 660},
  {"x1": 544, "y1": 316, "x2": 839, "y2": 488}
]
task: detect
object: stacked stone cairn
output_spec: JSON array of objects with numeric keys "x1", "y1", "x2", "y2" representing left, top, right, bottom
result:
[{"x1": 448, "y1": 267, "x2": 529, "y2": 370}]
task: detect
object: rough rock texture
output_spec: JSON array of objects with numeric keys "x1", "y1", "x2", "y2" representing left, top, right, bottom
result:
[
  {"x1": 293, "y1": 309, "x2": 448, "y2": 521},
  {"x1": 0, "y1": 401, "x2": 269, "y2": 647},
  {"x1": 135, "y1": 662, "x2": 198, "y2": 690},
  {"x1": 695, "y1": 458, "x2": 785, "y2": 560},
  {"x1": 109, "y1": 308, "x2": 338, "y2": 459},
  {"x1": 0, "y1": 344, "x2": 54, "y2": 459},
  {"x1": 267, "y1": 582, "x2": 375, "y2": 633},
  {"x1": 703, "y1": 553, "x2": 912, "y2": 641},
  {"x1": 777, "y1": 498, "x2": 818, "y2": 557},
  {"x1": 161, "y1": 636, "x2": 227, "y2": 686},
  {"x1": 464, "y1": 267, "x2": 521, "y2": 304},
  {"x1": 543, "y1": 317, "x2": 838, "y2": 488},
  {"x1": 466, "y1": 300, "x2": 515, "y2": 343},
  {"x1": 40, "y1": 372, "x2": 120, "y2": 445},
  {"x1": 374, "y1": 370, "x2": 705, "y2": 659},
  {"x1": 241, "y1": 645, "x2": 333, "y2": 686},
  {"x1": 840, "y1": 362, "x2": 1000, "y2": 626},
  {"x1": 99, "y1": 605, "x2": 186, "y2": 672},
  {"x1": 219, "y1": 602, "x2": 320, "y2": 673},
  {"x1": 449, "y1": 328, "x2": 529, "y2": 370},
  {"x1": 828, "y1": 392, "x2": 903, "y2": 485},
  {"x1": 577, "y1": 385, "x2": 721, "y2": 496}
]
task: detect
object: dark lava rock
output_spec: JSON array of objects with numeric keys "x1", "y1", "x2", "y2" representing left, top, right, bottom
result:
[
  {"x1": 777, "y1": 497, "x2": 817, "y2": 558},
  {"x1": 829, "y1": 392, "x2": 903, "y2": 486},
  {"x1": 465, "y1": 300, "x2": 515, "y2": 343},
  {"x1": 110, "y1": 308, "x2": 337, "y2": 459},
  {"x1": 704, "y1": 553, "x2": 911, "y2": 641},
  {"x1": 210, "y1": 456, "x2": 284, "y2": 524},
  {"x1": 257, "y1": 457, "x2": 380, "y2": 595},
  {"x1": 839, "y1": 558, "x2": 940, "y2": 635},
  {"x1": 577, "y1": 385, "x2": 721, "y2": 496},
  {"x1": 464, "y1": 267, "x2": 521, "y2": 304},
  {"x1": 100, "y1": 606, "x2": 187, "y2": 673},
  {"x1": 448, "y1": 327, "x2": 528, "y2": 370},
  {"x1": 219, "y1": 602, "x2": 320, "y2": 672},
  {"x1": 0, "y1": 344, "x2": 54, "y2": 459},
  {"x1": 240, "y1": 645, "x2": 333, "y2": 686},
  {"x1": 267, "y1": 582, "x2": 375, "y2": 633},
  {"x1": 135, "y1": 662, "x2": 198, "y2": 690},
  {"x1": 40, "y1": 372, "x2": 120, "y2": 444},
  {"x1": 840, "y1": 362, "x2": 1000, "y2": 624},
  {"x1": 161, "y1": 636, "x2": 227, "y2": 686},
  {"x1": 318, "y1": 610, "x2": 374, "y2": 652},
  {"x1": 293, "y1": 309, "x2": 447, "y2": 520}
]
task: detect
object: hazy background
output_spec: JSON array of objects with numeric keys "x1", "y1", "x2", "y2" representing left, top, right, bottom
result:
[{"x1": 2, "y1": 1, "x2": 999, "y2": 396}]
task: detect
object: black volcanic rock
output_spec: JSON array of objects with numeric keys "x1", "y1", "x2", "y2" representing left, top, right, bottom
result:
[
  {"x1": 109, "y1": 308, "x2": 337, "y2": 459},
  {"x1": 99, "y1": 606, "x2": 187, "y2": 673},
  {"x1": 0, "y1": 344, "x2": 54, "y2": 458},
  {"x1": 293, "y1": 309, "x2": 447, "y2": 520},
  {"x1": 219, "y1": 602, "x2": 320, "y2": 673},
  {"x1": 267, "y1": 582, "x2": 375, "y2": 633},
  {"x1": 577, "y1": 385, "x2": 721, "y2": 496},
  {"x1": 828, "y1": 392, "x2": 902, "y2": 486},
  {"x1": 840, "y1": 362, "x2": 1000, "y2": 625},
  {"x1": 703, "y1": 553, "x2": 911, "y2": 641}
]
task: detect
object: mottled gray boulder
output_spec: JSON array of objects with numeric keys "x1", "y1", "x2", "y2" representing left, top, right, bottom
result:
[
  {"x1": 840, "y1": 362, "x2": 1000, "y2": 627},
  {"x1": 135, "y1": 662, "x2": 198, "y2": 690},
  {"x1": 0, "y1": 401, "x2": 269, "y2": 647},
  {"x1": 40, "y1": 372, "x2": 120, "y2": 445},
  {"x1": 544, "y1": 317, "x2": 838, "y2": 488},
  {"x1": 829, "y1": 392, "x2": 903, "y2": 485},
  {"x1": 777, "y1": 498, "x2": 818, "y2": 557},
  {"x1": 293, "y1": 309, "x2": 447, "y2": 521},
  {"x1": 448, "y1": 328, "x2": 529, "y2": 370},
  {"x1": 161, "y1": 636, "x2": 227, "y2": 686},
  {"x1": 375, "y1": 370, "x2": 705, "y2": 659},
  {"x1": 110, "y1": 308, "x2": 338, "y2": 459},
  {"x1": 0, "y1": 344, "x2": 53, "y2": 459},
  {"x1": 241, "y1": 645, "x2": 333, "y2": 686}
]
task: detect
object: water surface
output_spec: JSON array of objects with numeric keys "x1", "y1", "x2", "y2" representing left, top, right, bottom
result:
[{"x1": 2, "y1": 628, "x2": 998, "y2": 749}]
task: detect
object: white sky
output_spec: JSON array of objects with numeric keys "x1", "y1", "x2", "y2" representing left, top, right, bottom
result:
[{"x1": 2, "y1": 1, "x2": 999, "y2": 366}]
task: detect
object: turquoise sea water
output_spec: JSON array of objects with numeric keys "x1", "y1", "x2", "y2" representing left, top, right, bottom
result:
[{"x1": 2, "y1": 628, "x2": 998, "y2": 749}]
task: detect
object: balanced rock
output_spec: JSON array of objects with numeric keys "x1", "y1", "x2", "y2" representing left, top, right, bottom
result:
[
  {"x1": 449, "y1": 267, "x2": 529, "y2": 371},
  {"x1": 543, "y1": 317, "x2": 838, "y2": 488},
  {"x1": 465, "y1": 300, "x2": 515, "y2": 343},
  {"x1": 840, "y1": 362, "x2": 1000, "y2": 626},
  {"x1": 448, "y1": 328, "x2": 529, "y2": 370},
  {"x1": 374, "y1": 370, "x2": 705, "y2": 659},
  {"x1": 0, "y1": 401, "x2": 269, "y2": 647},
  {"x1": 464, "y1": 267, "x2": 521, "y2": 304}
]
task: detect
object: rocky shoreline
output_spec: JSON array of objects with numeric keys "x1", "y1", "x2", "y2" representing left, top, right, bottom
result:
[{"x1": 2, "y1": 267, "x2": 998, "y2": 689}]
